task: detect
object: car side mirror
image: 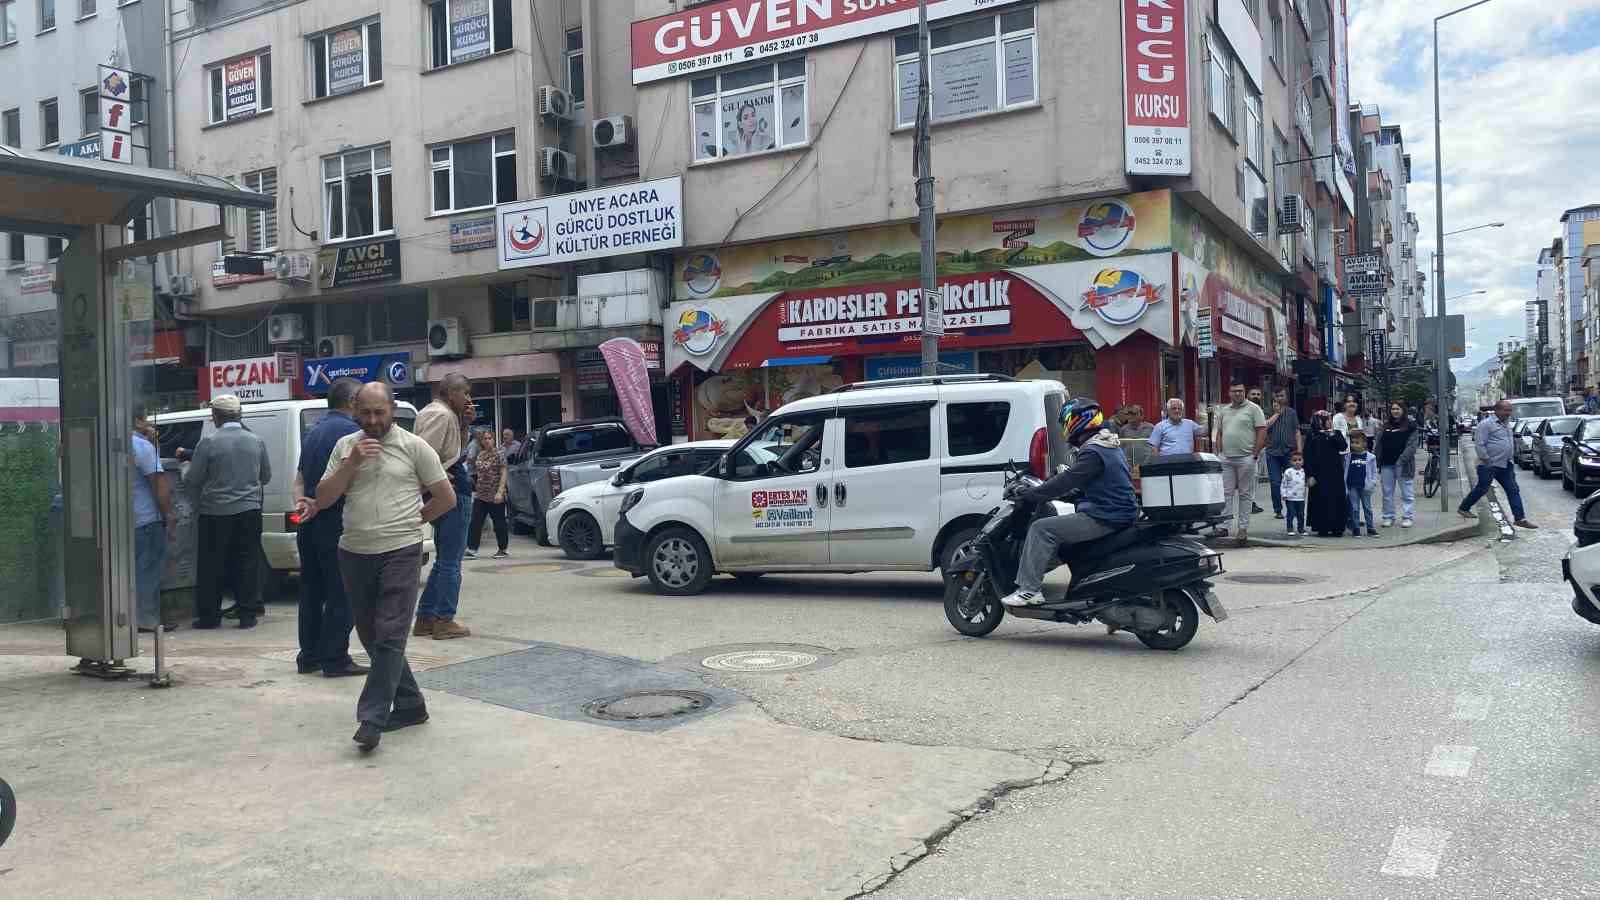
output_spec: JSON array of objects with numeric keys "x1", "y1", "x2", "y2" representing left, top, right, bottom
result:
[{"x1": 1564, "y1": 436, "x2": 1576, "y2": 446}]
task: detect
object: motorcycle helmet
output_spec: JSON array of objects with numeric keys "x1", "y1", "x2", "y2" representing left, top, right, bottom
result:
[{"x1": 1059, "y1": 399, "x2": 1105, "y2": 447}]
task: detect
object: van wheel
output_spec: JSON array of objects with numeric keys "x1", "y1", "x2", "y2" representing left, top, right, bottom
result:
[
  {"x1": 644, "y1": 527, "x2": 713, "y2": 596},
  {"x1": 558, "y1": 512, "x2": 605, "y2": 560},
  {"x1": 1135, "y1": 589, "x2": 1200, "y2": 651},
  {"x1": 939, "y1": 525, "x2": 980, "y2": 584}
]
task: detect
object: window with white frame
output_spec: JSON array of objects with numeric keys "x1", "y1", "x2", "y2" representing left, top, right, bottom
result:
[
  {"x1": 427, "y1": 0, "x2": 512, "y2": 70},
  {"x1": 39, "y1": 97, "x2": 57, "y2": 147},
  {"x1": 566, "y1": 28, "x2": 584, "y2": 106},
  {"x1": 2, "y1": 108, "x2": 19, "y2": 147},
  {"x1": 37, "y1": 0, "x2": 53, "y2": 31},
  {"x1": 1, "y1": 1, "x2": 16, "y2": 44},
  {"x1": 1242, "y1": 162, "x2": 1268, "y2": 239},
  {"x1": 79, "y1": 86, "x2": 97, "y2": 136},
  {"x1": 1243, "y1": 87, "x2": 1263, "y2": 174},
  {"x1": 430, "y1": 132, "x2": 516, "y2": 214},
  {"x1": 893, "y1": 6, "x2": 1035, "y2": 128},
  {"x1": 692, "y1": 58, "x2": 807, "y2": 162},
  {"x1": 207, "y1": 50, "x2": 272, "y2": 124},
  {"x1": 1207, "y1": 31, "x2": 1235, "y2": 134},
  {"x1": 310, "y1": 19, "x2": 381, "y2": 98},
  {"x1": 323, "y1": 145, "x2": 392, "y2": 242},
  {"x1": 239, "y1": 169, "x2": 277, "y2": 252},
  {"x1": 1269, "y1": 1, "x2": 1285, "y2": 75},
  {"x1": 77, "y1": 0, "x2": 92, "y2": 19}
]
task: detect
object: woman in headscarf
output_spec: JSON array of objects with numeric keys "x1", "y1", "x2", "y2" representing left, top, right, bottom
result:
[{"x1": 1305, "y1": 410, "x2": 1350, "y2": 537}]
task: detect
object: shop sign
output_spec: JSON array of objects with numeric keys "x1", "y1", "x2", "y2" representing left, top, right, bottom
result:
[
  {"x1": 1369, "y1": 329, "x2": 1386, "y2": 370},
  {"x1": 449, "y1": 214, "x2": 497, "y2": 253},
  {"x1": 575, "y1": 349, "x2": 611, "y2": 392},
  {"x1": 865, "y1": 351, "x2": 976, "y2": 381},
  {"x1": 1219, "y1": 290, "x2": 1266, "y2": 347},
  {"x1": 328, "y1": 28, "x2": 367, "y2": 95},
  {"x1": 632, "y1": 0, "x2": 1027, "y2": 84},
  {"x1": 317, "y1": 238, "x2": 401, "y2": 290},
  {"x1": 204, "y1": 355, "x2": 293, "y2": 402},
  {"x1": 20, "y1": 265, "x2": 55, "y2": 294},
  {"x1": 450, "y1": 0, "x2": 492, "y2": 64},
  {"x1": 302, "y1": 352, "x2": 412, "y2": 392},
  {"x1": 57, "y1": 137, "x2": 102, "y2": 159},
  {"x1": 1121, "y1": 0, "x2": 1191, "y2": 176},
  {"x1": 224, "y1": 57, "x2": 259, "y2": 121},
  {"x1": 1342, "y1": 252, "x2": 1387, "y2": 297},
  {"x1": 498, "y1": 176, "x2": 683, "y2": 270},
  {"x1": 776, "y1": 276, "x2": 1013, "y2": 343},
  {"x1": 211, "y1": 256, "x2": 275, "y2": 288},
  {"x1": 1196, "y1": 318, "x2": 1215, "y2": 359},
  {"x1": 12, "y1": 341, "x2": 58, "y2": 368},
  {"x1": 677, "y1": 189, "x2": 1172, "y2": 301}
]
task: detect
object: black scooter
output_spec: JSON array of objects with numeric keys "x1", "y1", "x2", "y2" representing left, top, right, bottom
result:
[
  {"x1": 0, "y1": 775, "x2": 13, "y2": 848},
  {"x1": 944, "y1": 468, "x2": 1228, "y2": 650}
]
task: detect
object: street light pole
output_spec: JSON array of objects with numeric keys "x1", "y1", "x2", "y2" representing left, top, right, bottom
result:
[
  {"x1": 915, "y1": 0, "x2": 941, "y2": 376},
  {"x1": 1433, "y1": 0, "x2": 1498, "y2": 511}
]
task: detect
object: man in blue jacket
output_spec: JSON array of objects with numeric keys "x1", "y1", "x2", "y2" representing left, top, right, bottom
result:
[{"x1": 1002, "y1": 400, "x2": 1139, "y2": 608}]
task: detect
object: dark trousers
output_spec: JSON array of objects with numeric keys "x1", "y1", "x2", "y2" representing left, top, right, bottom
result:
[
  {"x1": 296, "y1": 526, "x2": 354, "y2": 673},
  {"x1": 194, "y1": 510, "x2": 263, "y2": 624},
  {"x1": 1461, "y1": 463, "x2": 1526, "y2": 521},
  {"x1": 339, "y1": 542, "x2": 426, "y2": 728},
  {"x1": 468, "y1": 498, "x2": 508, "y2": 553},
  {"x1": 1265, "y1": 452, "x2": 1293, "y2": 515}
]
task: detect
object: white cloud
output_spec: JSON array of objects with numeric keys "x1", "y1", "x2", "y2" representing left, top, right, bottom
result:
[{"x1": 1346, "y1": 1, "x2": 1600, "y2": 370}]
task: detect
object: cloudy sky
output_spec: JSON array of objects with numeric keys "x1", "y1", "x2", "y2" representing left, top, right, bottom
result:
[{"x1": 1346, "y1": 0, "x2": 1600, "y2": 375}]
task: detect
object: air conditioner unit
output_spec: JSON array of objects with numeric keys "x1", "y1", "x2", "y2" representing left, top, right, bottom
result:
[
  {"x1": 538, "y1": 85, "x2": 575, "y2": 122},
  {"x1": 427, "y1": 317, "x2": 469, "y2": 358},
  {"x1": 316, "y1": 334, "x2": 355, "y2": 357},
  {"x1": 275, "y1": 253, "x2": 313, "y2": 282},
  {"x1": 592, "y1": 115, "x2": 633, "y2": 149},
  {"x1": 169, "y1": 273, "x2": 197, "y2": 298},
  {"x1": 1278, "y1": 194, "x2": 1306, "y2": 234},
  {"x1": 540, "y1": 147, "x2": 578, "y2": 182},
  {"x1": 268, "y1": 314, "x2": 306, "y2": 344}
]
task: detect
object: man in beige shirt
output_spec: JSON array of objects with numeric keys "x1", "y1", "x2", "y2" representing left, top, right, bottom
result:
[
  {"x1": 414, "y1": 373, "x2": 475, "y2": 639},
  {"x1": 317, "y1": 382, "x2": 455, "y2": 752}
]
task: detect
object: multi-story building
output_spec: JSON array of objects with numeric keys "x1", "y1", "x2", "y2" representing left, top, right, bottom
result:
[
  {"x1": 1537, "y1": 245, "x2": 1565, "y2": 394},
  {"x1": 1559, "y1": 205, "x2": 1600, "y2": 392},
  {"x1": 0, "y1": 0, "x2": 187, "y2": 398}
]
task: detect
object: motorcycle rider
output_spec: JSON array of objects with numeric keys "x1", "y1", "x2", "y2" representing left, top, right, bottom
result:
[{"x1": 1001, "y1": 399, "x2": 1140, "y2": 608}]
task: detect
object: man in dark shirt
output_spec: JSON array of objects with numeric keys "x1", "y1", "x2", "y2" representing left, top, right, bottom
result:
[
  {"x1": 291, "y1": 378, "x2": 369, "y2": 677},
  {"x1": 1263, "y1": 387, "x2": 1303, "y2": 520}
]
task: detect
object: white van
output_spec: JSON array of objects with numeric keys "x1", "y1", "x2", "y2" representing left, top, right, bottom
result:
[
  {"x1": 151, "y1": 398, "x2": 425, "y2": 596},
  {"x1": 1507, "y1": 396, "x2": 1566, "y2": 421},
  {"x1": 613, "y1": 375, "x2": 1070, "y2": 595}
]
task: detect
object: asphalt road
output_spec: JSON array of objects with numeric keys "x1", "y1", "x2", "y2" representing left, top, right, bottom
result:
[{"x1": 880, "y1": 455, "x2": 1600, "y2": 898}]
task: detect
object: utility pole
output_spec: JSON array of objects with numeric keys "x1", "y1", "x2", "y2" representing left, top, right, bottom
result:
[{"x1": 915, "y1": 0, "x2": 941, "y2": 376}]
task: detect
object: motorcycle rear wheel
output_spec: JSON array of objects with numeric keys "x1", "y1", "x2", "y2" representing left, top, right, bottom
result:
[
  {"x1": 0, "y1": 776, "x2": 14, "y2": 848},
  {"x1": 944, "y1": 570, "x2": 1005, "y2": 637},
  {"x1": 1135, "y1": 589, "x2": 1201, "y2": 651}
]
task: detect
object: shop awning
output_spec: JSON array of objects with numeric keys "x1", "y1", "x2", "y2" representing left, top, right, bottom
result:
[
  {"x1": 760, "y1": 355, "x2": 831, "y2": 368},
  {"x1": 420, "y1": 352, "x2": 561, "y2": 383}
]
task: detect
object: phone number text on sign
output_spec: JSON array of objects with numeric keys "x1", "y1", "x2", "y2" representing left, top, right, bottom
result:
[{"x1": 751, "y1": 489, "x2": 814, "y2": 529}]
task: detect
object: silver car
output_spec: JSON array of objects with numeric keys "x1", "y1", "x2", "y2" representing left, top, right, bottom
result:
[
  {"x1": 1533, "y1": 415, "x2": 1596, "y2": 479},
  {"x1": 1514, "y1": 418, "x2": 1547, "y2": 469}
]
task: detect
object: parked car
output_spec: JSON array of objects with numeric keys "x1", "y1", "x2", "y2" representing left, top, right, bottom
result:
[
  {"x1": 1532, "y1": 415, "x2": 1590, "y2": 479},
  {"x1": 547, "y1": 440, "x2": 737, "y2": 559},
  {"x1": 506, "y1": 418, "x2": 648, "y2": 544},
  {"x1": 151, "y1": 398, "x2": 426, "y2": 599},
  {"x1": 1513, "y1": 418, "x2": 1547, "y2": 469},
  {"x1": 614, "y1": 374, "x2": 1071, "y2": 595},
  {"x1": 1560, "y1": 416, "x2": 1600, "y2": 498},
  {"x1": 1561, "y1": 491, "x2": 1600, "y2": 625}
]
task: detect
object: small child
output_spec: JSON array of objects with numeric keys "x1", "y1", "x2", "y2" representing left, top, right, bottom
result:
[
  {"x1": 1281, "y1": 452, "x2": 1308, "y2": 536},
  {"x1": 1346, "y1": 432, "x2": 1380, "y2": 537}
]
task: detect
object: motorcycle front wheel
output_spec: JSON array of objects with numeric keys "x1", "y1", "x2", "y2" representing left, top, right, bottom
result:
[
  {"x1": 944, "y1": 568, "x2": 1005, "y2": 637},
  {"x1": 1135, "y1": 589, "x2": 1201, "y2": 651}
]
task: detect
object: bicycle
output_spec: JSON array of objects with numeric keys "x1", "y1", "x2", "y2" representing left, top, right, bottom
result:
[
  {"x1": 0, "y1": 776, "x2": 14, "y2": 848},
  {"x1": 1423, "y1": 430, "x2": 1442, "y2": 498}
]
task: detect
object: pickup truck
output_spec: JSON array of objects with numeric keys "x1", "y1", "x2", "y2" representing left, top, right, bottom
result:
[{"x1": 506, "y1": 418, "x2": 649, "y2": 544}]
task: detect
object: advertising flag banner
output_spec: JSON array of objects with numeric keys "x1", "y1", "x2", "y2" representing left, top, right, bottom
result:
[
  {"x1": 1121, "y1": 0, "x2": 1191, "y2": 176},
  {"x1": 328, "y1": 28, "x2": 366, "y2": 95},
  {"x1": 450, "y1": 0, "x2": 492, "y2": 64},
  {"x1": 598, "y1": 338, "x2": 659, "y2": 448}
]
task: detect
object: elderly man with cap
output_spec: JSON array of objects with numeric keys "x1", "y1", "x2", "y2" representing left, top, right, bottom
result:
[{"x1": 186, "y1": 394, "x2": 272, "y2": 629}]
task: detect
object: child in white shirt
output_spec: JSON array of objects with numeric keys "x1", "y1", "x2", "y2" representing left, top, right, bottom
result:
[{"x1": 1281, "y1": 451, "x2": 1308, "y2": 536}]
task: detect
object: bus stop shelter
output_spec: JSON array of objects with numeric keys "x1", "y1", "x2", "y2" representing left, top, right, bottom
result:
[{"x1": 0, "y1": 146, "x2": 274, "y2": 678}]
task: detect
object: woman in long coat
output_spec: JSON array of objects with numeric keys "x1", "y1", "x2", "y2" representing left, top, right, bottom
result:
[{"x1": 1305, "y1": 410, "x2": 1350, "y2": 537}]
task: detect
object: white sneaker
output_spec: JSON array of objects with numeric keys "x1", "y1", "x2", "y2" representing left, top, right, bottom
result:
[
  {"x1": 463, "y1": 549, "x2": 477, "y2": 560},
  {"x1": 1381, "y1": 518, "x2": 1394, "y2": 528},
  {"x1": 1400, "y1": 519, "x2": 1414, "y2": 529},
  {"x1": 1001, "y1": 590, "x2": 1043, "y2": 608}
]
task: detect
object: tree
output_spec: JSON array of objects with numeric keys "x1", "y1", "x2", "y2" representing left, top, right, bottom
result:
[{"x1": 1499, "y1": 348, "x2": 1527, "y2": 398}]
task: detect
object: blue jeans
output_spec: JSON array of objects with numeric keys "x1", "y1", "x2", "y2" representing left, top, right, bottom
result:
[
  {"x1": 1284, "y1": 499, "x2": 1305, "y2": 532},
  {"x1": 1264, "y1": 452, "x2": 1293, "y2": 515},
  {"x1": 1380, "y1": 465, "x2": 1414, "y2": 522},
  {"x1": 1347, "y1": 486, "x2": 1375, "y2": 533},
  {"x1": 1460, "y1": 464, "x2": 1525, "y2": 521},
  {"x1": 417, "y1": 489, "x2": 473, "y2": 622},
  {"x1": 134, "y1": 521, "x2": 167, "y2": 627}
]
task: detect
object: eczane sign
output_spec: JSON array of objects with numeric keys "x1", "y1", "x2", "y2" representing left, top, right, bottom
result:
[
  {"x1": 1122, "y1": 0, "x2": 1191, "y2": 176},
  {"x1": 204, "y1": 356, "x2": 293, "y2": 402}
]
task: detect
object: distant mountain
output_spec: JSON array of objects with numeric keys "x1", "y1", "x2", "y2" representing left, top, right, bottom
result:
[{"x1": 1464, "y1": 356, "x2": 1499, "y2": 378}]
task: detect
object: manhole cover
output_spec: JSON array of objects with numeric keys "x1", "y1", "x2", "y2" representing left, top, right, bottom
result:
[
  {"x1": 1226, "y1": 573, "x2": 1310, "y2": 585},
  {"x1": 576, "y1": 567, "x2": 632, "y2": 578},
  {"x1": 583, "y1": 690, "x2": 713, "y2": 721},
  {"x1": 492, "y1": 563, "x2": 566, "y2": 575},
  {"x1": 701, "y1": 649, "x2": 820, "y2": 672}
]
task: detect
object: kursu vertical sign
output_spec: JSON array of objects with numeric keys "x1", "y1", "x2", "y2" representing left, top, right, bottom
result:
[{"x1": 1122, "y1": 0, "x2": 1191, "y2": 176}]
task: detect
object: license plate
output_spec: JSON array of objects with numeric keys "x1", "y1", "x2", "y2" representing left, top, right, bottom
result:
[{"x1": 1203, "y1": 590, "x2": 1228, "y2": 622}]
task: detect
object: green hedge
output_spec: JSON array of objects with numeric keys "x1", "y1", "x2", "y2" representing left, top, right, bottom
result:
[{"x1": 0, "y1": 428, "x2": 61, "y2": 623}]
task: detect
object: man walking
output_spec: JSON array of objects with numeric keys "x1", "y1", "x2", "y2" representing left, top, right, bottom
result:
[
  {"x1": 316, "y1": 383, "x2": 455, "y2": 752},
  {"x1": 291, "y1": 378, "x2": 369, "y2": 678},
  {"x1": 501, "y1": 428, "x2": 521, "y2": 459},
  {"x1": 415, "y1": 373, "x2": 476, "y2": 640},
  {"x1": 186, "y1": 395, "x2": 271, "y2": 629},
  {"x1": 1459, "y1": 398, "x2": 1537, "y2": 529},
  {"x1": 1263, "y1": 387, "x2": 1303, "y2": 520},
  {"x1": 132, "y1": 412, "x2": 175, "y2": 633},
  {"x1": 1212, "y1": 383, "x2": 1266, "y2": 546}
]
